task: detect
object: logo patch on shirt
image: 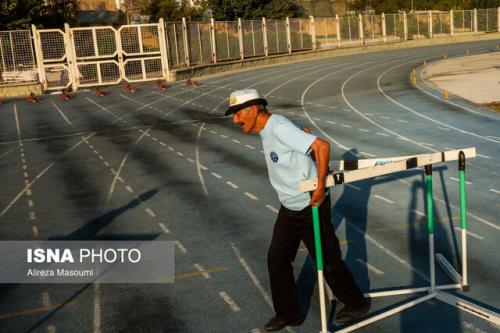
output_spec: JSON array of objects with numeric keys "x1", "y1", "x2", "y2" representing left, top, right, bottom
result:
[{"x1": 270, "y1": 151, "x2": 279, "y2": 163}]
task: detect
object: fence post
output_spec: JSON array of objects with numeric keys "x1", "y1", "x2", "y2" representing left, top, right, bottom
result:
[
  {"x1": 359, "y1": 14, "x2": 364, "y2": 45},
  {"x1": 262, "y1": 17, "x2": 269, "y2": 57},
  {"x1": 450, "y1": 10, "x2": 454, "y2": 36},
  {"x1": 182, "y1": 17, "x2": 190, "y2": 66},
  {"x1": 158, "y1": 18, "x2": 170, "y2": 80},
  {"x1": 238, "y1": 18, "x2": 244, "y2": 60},
  {"x1": 473, "y1": 8, "x2": 478, "y2": 33},
  {"x1": 286, "y1": 17, "x2": 292, "y2": 53},
  {"x1": 498, "y1": 7, "x2": 500, "y2": 32},
  {"x1": 429, "y1": 11, "x2": 433, "y2": 38},
  {"x1": 403, "y1": 12, "x2": 408, "y2": 40},
  {"x1": 63, "y1": 23, "x2": 78, "y2": 91},
  {"x1": 336, "y1": 14, "x2": 341, "y2": 47},
  {"x1": 31, "y1": 25, "x2": 47, "y2": 90},
  {"x1": 309, "y1": 16, "x2": 317, "y2": 50},
  {"x1": 382, "y1": 13, "x2": 387, "y2": 42},
  {"x1": 210, "y1": 18, "x2": 217, "y2": 63}
]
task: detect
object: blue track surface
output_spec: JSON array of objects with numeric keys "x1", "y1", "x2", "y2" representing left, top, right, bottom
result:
[{"x1": 0, "y1": 39, "x2": 499, "y2": 333}]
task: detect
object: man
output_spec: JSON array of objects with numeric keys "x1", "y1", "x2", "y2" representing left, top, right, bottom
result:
[{"x1": 226, "y1": 89, "x2": 369, "y2": 331}]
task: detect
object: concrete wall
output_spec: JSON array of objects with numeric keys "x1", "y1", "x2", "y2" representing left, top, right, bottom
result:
[{"x1": 0, "y1": 83, "x2": 43, "y2": 99}]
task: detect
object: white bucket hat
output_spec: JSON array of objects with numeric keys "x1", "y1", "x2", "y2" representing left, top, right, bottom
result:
[{"x1": 225, "y1": 89, "x2": 268, "y2": 116}]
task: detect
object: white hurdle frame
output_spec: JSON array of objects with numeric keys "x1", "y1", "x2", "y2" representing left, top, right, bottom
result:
[{"x1": 300, "y1": 148, "x2": 500, "y2": 332}]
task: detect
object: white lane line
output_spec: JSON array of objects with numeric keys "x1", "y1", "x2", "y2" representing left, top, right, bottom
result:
[
  {"x1": 476, "y1": 154, "x2": 491, "y2": 159},
  {"x1": 145, "y1": 208, "x2": 156, "y2": 217},
  {"x1": 194, "y1": 263, "x2": 210, "y2": 279},
  {"x1": 326, "y1": 120, "x2": 336, "y2": 125},
  {"x1": 32, "y1": 226, "x2": 39, "y2": 237},
  {"x1": 93, "y1": 283, "x2": 101, "y2": 333},
  {"x1": 342, "y1": 108, "x2": 350, "y2": 112},
  {"x1": 226, "y1": 181, "x2": 239, "y2": 189},
  {"x1": 220, "y1": 134, "x2": 228, "y2": 139},
  {"x1": 380, "y1": 116, "x2": 391, "y2": 120},
  {"x1": 346, "y1": 184, "x2": 362, "y2": 191},
  {"x1": 200, "y1": 164, "x2": 208, "y2": 171},
  {"x1": 418, "y1": 142, "x2": 434, "y2": 147},
  {"x1": 454, "y1": 227, "x2": 484, "y2": 240},
  {"x1": 159, "y1": 141, "x2": 166, "y2": 146},
  {"x1": 195, "y1": 124, "x2": 209, "y2": 196},
  {"x1": 126, "y1": 186, "x2": 134, "y2": 193},
  {"x1": 168, "y1": 146, "x2": 175, "y2": 151},
  {"x1": 449, "y1": 177, "x2": 472, "y2": 185},
  {"x1": 437, "y1": 126, "x2": 450, "y2": 131},
  {"x1": 360, "y1": 151, "x2": 376, "y2": 157},
  {"x1": 376, "y1": 132, "x2": 389, "y2": 137},
  {"x1": 218, "y1": 291, "x2": 241, "y2": 312},
  {"x1": 211, "y1": 172, "x2": 222, "y2": 179},
  {"x1": 232, "y1": 139, "x2": 240, "y2": 144},
  {"x1": 411, "y1": 209, "x2": 426, "y2": 217},
  {"x1": 373, "y1": 194, "x2": 395, "y2": 204},
  {"x1": 187, "y1": 158, "x2": 195, "y2": 163},
  {"x1": 42, "y1": 292, "x2": 51, "y2": 307},
  {"x1": 265, "y1": 204, "x2": 279, "y2": 213},
  {"x1": 365, "y1": 113, "x2": 373, "y2": 116},
  {"x1": 312, "y1": 117, "x2": 321, "y2": 121},
  {"x1": 397, "y1": 119, "x2": 408, "y2": 123},
  {"x1": 176, "y1": 152, "x2": 184, "y2": 157},
  {"x1": 158, "y1": 223, "x2": 170, "y2": 234},
  {"x1": 341, "y1": 124, "x2": 352, "y2": 128},
  {"x1": 356, "y1": 259, "x2": 384, "y2": 275},
  {"x1": 47, "y1": 325, "x2": 56, "y2": 333},
  {"x1": 104, "y1": 161, "x2": 110, "y2": 167},
  {"x1": 487, "y1": 135, "x2": 500, "y2": 140},
  {"x1": 175, "y1": 241, "x2": 188, "y2": 254},
  {"x1": 230, "y1": 243, "x2": 273, "y2": 307},
  {"x1": 245, "y1": 192, "x2": 258, "y2": 200},
  {"x1": 251, "y1": 329, "x2": 261, "y2": 333},
  {"x1": 489, "y1": 189, "x2": 500, "y2": 194},
  {"x1": 245, "y1": 144, "x2": 256, "y2": 150},
  {"x1": 30, "y1": 212, "x2": 36, "y2": 220},
  {"x1": 359, "y1": 128, "x2": 370, "y2": 132}
]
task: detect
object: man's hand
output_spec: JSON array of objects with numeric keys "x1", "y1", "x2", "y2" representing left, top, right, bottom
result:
[{"x1": 310, "y1": 187, "x2": 326, "y2": 206}]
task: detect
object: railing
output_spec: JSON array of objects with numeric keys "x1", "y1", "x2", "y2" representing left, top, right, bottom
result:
[{"x1": 1, "y1": 8, "x2": 499, "y2": 90}]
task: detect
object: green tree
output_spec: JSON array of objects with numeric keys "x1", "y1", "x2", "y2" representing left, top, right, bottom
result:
[
  {"x1": 208, "y1": 0, "x2": 303, "y2": 20},
  {"x1": 142, "y1": 0, "x2": 209, "y2": 22}
]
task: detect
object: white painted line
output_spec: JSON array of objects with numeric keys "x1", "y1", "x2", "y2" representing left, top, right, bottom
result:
[
  {"x1": 145, "y1": 208, "x2": 156, "y2": 217},
  {"x1": 42, "y1": 292, "x2": 51, "y2": 307},
  {"x1": 343, "y1": 108, "x2": 350, "y2": 112},
  {"x1": 376, "y1": 132, "x2": 388, "y2": 137},
  {"x1": 489, "y1": 189, "x2": 500, "y2": 194},
  {"x1": 476, "y1": 154, "x2": 491, "y2": 159},
  {"x1": 23, "y1": 172, "x2": 29, "y2": 178},
  {"x1": 346, "y1": 184, "x2": 362, "y2": 191},
  {"x1": 359, "y1": 128, "x2": 370, "y2": 132},
  {"x1": 187, "y1": 158, "x2": 195, "y2": 163},
  {"x1": 360, "y1": 151, "x2": 376, "y2": 157},
  {"x1": 226, "y1": 181, "x2": 239, "y2": 189},
  {"x1": 357, "y1": 259, "x2": 384, "y2": 275},
  {"x1": 437, "y1": 126, "x2": 450, "y2": 131},
  {"x1": 326, "y1": 120, "x2": 336, "y2": 125},
  {"x1": 152, "y1": 137, "x2": 158, "y2": 142},
  {"x1": 380, "y1": 116, "x2": 391, "y2": 119},
  {"x1": 117, "y1": 177, "x2": 124, "y2": 183},
  {"x1": 211, "y1": 172, "x2": 222, "y2": 179},
  {"x1": 200, "y1": 164, "x2": 208, "y2": 171},
  {"x1": 26, "y1": 189, "x2": 32, "y2": 196},
  {"x1": 232, "y1": 139, "x2": 240, "y2": 144},
  {"x1": 231, "y1": 243, "x2": 273, "y2": 307},
  {"x1": 251, "y1": 329, "x2": 261, "y2": 333},
  {"x1": 418, "y1": 142, "x2": 434, "y2": 147},
  {"x1": 104, "y1": 161, "x2": 110, "y2": 167},
  {"x1": 245, "y1": 192, "x2": 258, "y2": 200},
  {"x1": 374, "y1": 194, "x2": 395, "y2": 204},
  {"x1": 126, "y1": 186, "x2": 134, "y2": 193},
  {"x1": 265, "y1": 204, "x2": 279, "y2": 213},
  {"x1": 32, "y1": 226, "x2": 39, "y2": 237},
  {"x1": 89, "y1": 145, "x2": 94, "y2": 149},
  {"x1": 312, "y1": 117, "x2": 321, "y2": 121},
  {"x1": 454, "y1": 227, "x2": 484, "y2": 240},
  {"x1": 93, "y1": 283, "x2": 101, "y2": 333},
  {"x1": 98, "y1": 155, "x2": 104, "y2": 160},
  {"x1": 194, "y1": 263, "x2": 210, "y2": 279},
  {"x1": 47, "y1": 325, "x2": 56, "y2": 333},
  {"x1": 219, "y1": 291, "x2": 240, "y2": 312},
  {"x1": 30, "y1": 212, "x2": 36, "y2": 220},
  {"x1": 159, "y1": 141, "x2": 166, "y2": 146},
  {"x1": 411, "y1": 209, "x2": 426, "y2": 217},
  {"x1": 341, "y1": 124, "x2": 352, "y2": 128},
  {"x1": 175, "y1": 241, "x2": 188, "y2": 254},
  {"x1": 365, "y1": 113, "x2": 373, "y2": 116},
  {"x1": 449, "y1": 177, "x2": 472, "y2": 185},
  {"x1": 110, "y1": 169, "x2": 116, "y2": 175},
  {"x1": 22, "y1": 165, "x2": 27, "y2": 171},
  {"x1": 398, "y1": 137, "x2": 410, "y2": 141},
  {"x1": 176, "y1": 152, "x2": 184, "y2": 157},
  {"x1": 220, "y1": 134, "x2": 228, "y2": 139},
  {"x1": 397, "y1": 119, "x2": 408, "y2": 123},
  {"x1": 487, "y1": 135, "x2": 500, "y2": 140},
  {"x1": 28, "y1": 200, "x2": 34, "y2": 208},
  {"x1": 168, "y1": 146, "x2": 175, "y2": 151},
  {"x1": 158, "y1": 223, "x2": 170, "y2": 234},
  {"x1": 144, "y1": 133, "x2": 151, "y2": 137},
  {"x1": 245, "y1": 144, "x2": 256, "y2": 150}
]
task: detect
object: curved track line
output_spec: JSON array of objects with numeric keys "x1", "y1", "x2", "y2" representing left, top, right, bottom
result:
[{"x1": 377, "y1": 62, "x2": 500, "y2": 145}]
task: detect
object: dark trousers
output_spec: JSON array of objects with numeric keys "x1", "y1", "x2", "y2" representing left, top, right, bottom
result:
[{"x1": 268, "y1": 195, "x2": 365, "y2": 320}]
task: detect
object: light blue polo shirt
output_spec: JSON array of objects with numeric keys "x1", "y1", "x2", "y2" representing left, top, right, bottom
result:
[{"x1": 259, "y1": 114, "x2": 317, "y2": 211}]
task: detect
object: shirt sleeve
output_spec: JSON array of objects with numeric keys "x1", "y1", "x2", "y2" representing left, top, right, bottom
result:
[{"x1": 273, "y1": 123, "x2": 317, "y2": 155}]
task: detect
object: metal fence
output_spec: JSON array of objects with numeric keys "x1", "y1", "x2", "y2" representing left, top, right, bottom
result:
[{"x1": 1, "y1": 7, "x2": 499, "y2": 90}]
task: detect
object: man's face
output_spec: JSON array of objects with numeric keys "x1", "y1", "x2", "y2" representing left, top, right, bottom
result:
[{"x1": 232, "y1": 106, "x2": 258, "y2": 134}]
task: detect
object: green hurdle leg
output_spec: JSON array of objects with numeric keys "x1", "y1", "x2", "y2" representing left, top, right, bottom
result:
[
  {"x1": 425, "y1": 165, "x2": 436, "y2": 291},
  {"x1": 458, "y1": 151, "x2": 469, "y2": 291},
  {"x1": 312, "y1": 203, "x2": 329, "y2": 333}
]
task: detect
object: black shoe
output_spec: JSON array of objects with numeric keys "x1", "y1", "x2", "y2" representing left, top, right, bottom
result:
[
  {"x1": 264, "y1": 315, "x2": 303, "y2": 331},
  {"x1": 335, "y1": 300, "x2": 370, "y2": 324}
]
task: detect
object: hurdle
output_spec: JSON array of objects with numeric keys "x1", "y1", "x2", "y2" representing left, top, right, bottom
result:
[{"x1": 300, "y1": 148, "x2": 500, "y2": 332}]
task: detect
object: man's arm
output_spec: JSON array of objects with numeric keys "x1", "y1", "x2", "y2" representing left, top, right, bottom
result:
[{"x1": 309, "y1": 137, "x2": 330, "y2": 206}]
